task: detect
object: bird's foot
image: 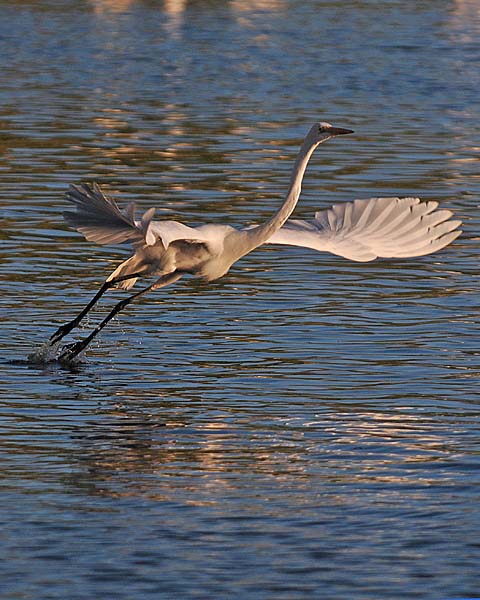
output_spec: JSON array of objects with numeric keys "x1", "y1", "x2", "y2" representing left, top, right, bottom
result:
[{"x1": 57, "y1": 339, "x2": 89, "y2": 364}]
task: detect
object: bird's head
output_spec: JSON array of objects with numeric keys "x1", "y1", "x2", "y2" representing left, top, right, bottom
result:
[{"x1": 309, "y1": 122, "x2": 354, "y2": 144}]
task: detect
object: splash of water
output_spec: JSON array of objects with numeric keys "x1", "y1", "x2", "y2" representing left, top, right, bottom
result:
[
  {"x1": 27, "y1": 339, "x2": 86, "y2": 365},
  {"x1": 27, "y1": 339, "x2": 62, "y2": 364}
]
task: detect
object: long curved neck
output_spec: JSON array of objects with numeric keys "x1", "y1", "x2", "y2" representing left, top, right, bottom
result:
[{"x1": 243, "y1": 133, "x2": 321, "y2": 251}]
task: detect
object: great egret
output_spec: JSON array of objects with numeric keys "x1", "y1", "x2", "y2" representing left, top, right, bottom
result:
[{"x1": 45, "y1": 123, "x2": 461, "y2": 363}]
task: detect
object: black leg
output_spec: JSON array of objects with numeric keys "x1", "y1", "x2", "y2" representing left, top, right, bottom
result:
[
  {"x1": 49, "y1": 272, "x2": 144, "y2": 345},
  {"x1": 57, "y1": 272, "x2": 183, "y2": 363}
]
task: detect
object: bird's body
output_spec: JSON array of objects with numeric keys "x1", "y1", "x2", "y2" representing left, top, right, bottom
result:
[
  {"x1": 108, "y1": 224, "x2": 238, "y2": 286},
  {"x1": 44, "y1": 122, "x2": 462, "y2": 363}
]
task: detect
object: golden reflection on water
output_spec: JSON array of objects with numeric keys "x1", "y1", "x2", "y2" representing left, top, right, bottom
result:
[
  {"x1": 90, "y1": 0, "x2": 287, "y2": 16},
  {"x1": 53, "y1": 389, "x2": 462, "y2": 505},
  {"x1": 449, "y1": 0, "x2": 480, "y2": 45},
  {"x1": 164, "y1": 0, "x2": 187, "y2": 15},
  {"x1": 231, "y1": 0, "x2": 286, "y2": 11},
  {"x1": 89, "y1": 0, "x2": 137, "y2": 14}
]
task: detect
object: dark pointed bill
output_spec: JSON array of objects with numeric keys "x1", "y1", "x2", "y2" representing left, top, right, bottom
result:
[{"x1": 328, "y1": 126, "x2": 354, "y2": 135}]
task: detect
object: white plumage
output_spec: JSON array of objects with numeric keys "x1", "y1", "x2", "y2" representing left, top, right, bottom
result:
[
  {"x1": 65, "y1": 186, "x2": 461, "y2": 265},
  {"x1": 266, "y1": 196, "x2": 461, "y2": 262}
]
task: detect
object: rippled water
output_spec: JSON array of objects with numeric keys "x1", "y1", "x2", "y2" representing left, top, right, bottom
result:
[{"x1": 1, "y1": 1, "x2": 479, "y2": 598}]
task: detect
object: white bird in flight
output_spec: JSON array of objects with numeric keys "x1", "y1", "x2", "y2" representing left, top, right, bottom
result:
[{"x1": 46, "y1": 122, "x2": 461, "y2": 363}]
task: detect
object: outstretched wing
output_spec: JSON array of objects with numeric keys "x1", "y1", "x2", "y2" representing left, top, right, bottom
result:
[
  {"x1": 63, "y1": 183, "x2": 209, "y2": 248},
  {"x1": 264, "y1": 197, "x2": 461, "y2": 262},
  {"x1": 64, "y1": 183, "x2": 145, "y2": 244}
]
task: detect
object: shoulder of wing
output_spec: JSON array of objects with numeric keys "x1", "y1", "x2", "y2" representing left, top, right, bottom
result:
[{"x1": 145, "y1": 221, "x2": 234, "y2": 253}]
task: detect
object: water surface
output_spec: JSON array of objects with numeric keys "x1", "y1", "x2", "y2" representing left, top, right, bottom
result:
[{"x1": 1, "y1": 1, "x2": 479, "y2": 598}]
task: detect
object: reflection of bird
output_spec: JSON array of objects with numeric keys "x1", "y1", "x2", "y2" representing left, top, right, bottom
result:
[{"x1": 48, "y1": 123, "x2": 461, "y2": 363}]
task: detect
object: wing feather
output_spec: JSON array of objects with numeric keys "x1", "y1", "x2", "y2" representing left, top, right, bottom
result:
[
  {"x1": 63, "y1": 183, "x2": 144, "y2": 245},
  {"x1": 265, "y1": 197, "x2": 461, "y2": 262},
  {"x1": 64, "y1": 182, "x2": 223, "y2": 250}
]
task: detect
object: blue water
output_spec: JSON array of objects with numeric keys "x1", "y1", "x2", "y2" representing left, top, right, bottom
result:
[{"x1": 1, "y1": 1, "x2": 479, "y2": 598}]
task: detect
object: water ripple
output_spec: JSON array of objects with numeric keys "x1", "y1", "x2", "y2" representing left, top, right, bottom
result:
[{"x1": 1, "y1": 2, "x2": 480, "y2": 599}]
